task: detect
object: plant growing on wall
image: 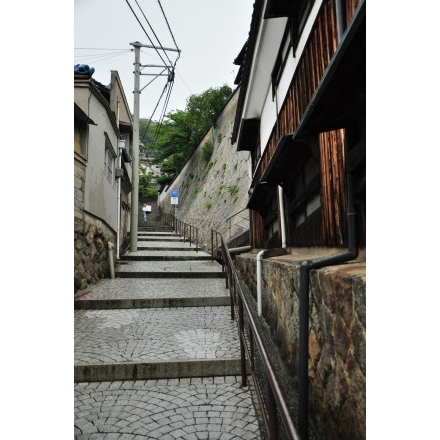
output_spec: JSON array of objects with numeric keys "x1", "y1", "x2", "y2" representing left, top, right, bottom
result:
[
  {"x1": 226, "y1": 184, "x2": 238, "y2": 195},
  {"x1": 201, "y1": 141, "x2": 214, "y2": 163},
  {"x1": 204, "y1": 200, "x2": 212, "y2": 210}
]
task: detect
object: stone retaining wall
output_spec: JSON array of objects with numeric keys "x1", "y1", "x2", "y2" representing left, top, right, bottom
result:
[
  {"x1": 74, "y1": 213, "x2": 116, "y2": 294},
  {"x1": 234, "y1": 252, "x2": 366, "y2": 439},
  {"x1": 158, "y1": 89, "x2": 252, "y2": 252}
]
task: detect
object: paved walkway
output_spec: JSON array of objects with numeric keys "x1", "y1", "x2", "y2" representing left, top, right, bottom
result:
[{"x1": 74, "y1": 203, "x2": 262, "y2": 439}]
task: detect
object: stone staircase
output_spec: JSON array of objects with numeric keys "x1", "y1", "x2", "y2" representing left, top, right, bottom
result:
[{"x1": 74, "y1": 203, "x2": 262, "y2": 439}]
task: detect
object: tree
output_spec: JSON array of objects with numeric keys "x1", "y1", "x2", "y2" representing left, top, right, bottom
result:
[{"x1": 147, "y1": 84, "x2": 233, "y2": 188}]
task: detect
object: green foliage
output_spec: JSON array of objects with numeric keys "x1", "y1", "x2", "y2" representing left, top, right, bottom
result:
[
  {"x1": 226, "y1": 185, "x2": 238, "y2": 195},
  {"x1": 203, "y1": 161, "x2": 214, "y2": 179},
  {"x1": 217, "y1": 133, "x2": 222, "y2": 144},
  {"x1": 140, "y1": 85, "x2": 232, "y2": 190},
  {"x1": 204, "y1": 200, "x2": 213, "y2": 210},
  {"x1": 139, "y1": 167, "x2": 153, "y2": 199},
  {"x1": 201, "y1": 141, "x2": 214, "y2": 163}
]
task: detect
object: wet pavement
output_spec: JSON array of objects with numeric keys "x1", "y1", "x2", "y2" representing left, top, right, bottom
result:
[{"x1": 74, "y1": 205, "x2": 262, "y2": 439}]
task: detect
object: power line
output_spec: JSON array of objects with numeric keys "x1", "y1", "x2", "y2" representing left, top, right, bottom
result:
[
  {"x1": 157, "y1": 0, "x2": 180, "y2": 52},
  {"x1": 133, "y1": 0, "x2": 174, "y2": 67},
  {"x1": 125, "y1": 0, "x2": 169, "y2": 68}
]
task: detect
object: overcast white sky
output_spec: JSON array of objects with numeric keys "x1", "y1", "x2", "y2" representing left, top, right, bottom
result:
[{"x1": 74, "y1": 0, "x2": 254, "y2": 120}]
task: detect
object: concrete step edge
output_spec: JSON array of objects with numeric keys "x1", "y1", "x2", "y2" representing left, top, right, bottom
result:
[
  {"x1": 74, "y1": 358, "x2": 243, "y2": 382},
  {"x1": 74, "y1": 296, "x2": 231, "y2": 309},
  {"x1": 114, "y1": 272, "x2": 225, "y2": 279}
]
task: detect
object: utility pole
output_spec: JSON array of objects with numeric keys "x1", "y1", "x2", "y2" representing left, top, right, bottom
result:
[
  {"x1": 130, "y1": 42, "x2": 141, "y2": 252},
  {"x1": 129, "y1": 41, "x2": 180, "y2": 252}
]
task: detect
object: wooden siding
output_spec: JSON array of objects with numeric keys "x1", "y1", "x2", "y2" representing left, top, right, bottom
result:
[
  {"x1": 319, "y1": 129, "x2": 347, "y2": 246},
  {"x1": 254, "y1": 0, "x2": 338, "y2": 185}
]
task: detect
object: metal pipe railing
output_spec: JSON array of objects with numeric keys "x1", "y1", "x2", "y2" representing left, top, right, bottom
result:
[
  {"x1": 162, "y1": 212, "x2": 199, "y2": 251},
  {"x1": 216, "y1": 230, "x2": 301, "y2": 440}
]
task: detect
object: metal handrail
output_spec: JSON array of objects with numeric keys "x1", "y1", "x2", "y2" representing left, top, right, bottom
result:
[
  {"x1": 213, "y1": 229, "x2": 301, "y2": 440},
  {"x1": 226, "y1": 208, "x2": 249, "y2": 243},
  {"x1": 162, "y1": 212, "x2": 199, "y2": 250}
]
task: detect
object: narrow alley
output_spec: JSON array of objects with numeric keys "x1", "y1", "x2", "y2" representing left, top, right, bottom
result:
[{"x1": 74, "y1": 202, "x2": 262, "y2": 439}]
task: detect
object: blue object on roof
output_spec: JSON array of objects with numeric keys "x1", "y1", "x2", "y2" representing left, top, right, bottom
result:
[{"x1": 74, "y1": 64, "x2": 95, "y2": 77}]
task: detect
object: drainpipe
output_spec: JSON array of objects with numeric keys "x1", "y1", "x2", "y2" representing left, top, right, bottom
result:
[
  {"x1": 256, "y1": 250, "x2": 265, "y2": 316},
  {"x1": 297, "y1": 172, "x2": 359, "y2": 439},
  {"x1": 256, "y1": 247, "x2": 289, "y2": 317},
  {"x1": 335, "y1": 0, "x2": 346, "y2": 41},
  {"x1": 108, "y1": 242, "x2": 115, "y2": 279},
  {"x1": 256, "y1": 186, "x2": 288, "y2": 317},
  {"x1": 116, "y1": 139, "x2": 125, "y2": 259},
  {"x1": 278, "y1": 185, "x2": 287, "y2": 249},
  {"x1": 229, "y1": 245, "x2": 252, "y2": 256}
]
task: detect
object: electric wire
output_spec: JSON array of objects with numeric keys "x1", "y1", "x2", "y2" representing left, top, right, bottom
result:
[
  {"x1": 74, "y1": 49, "x2": 132, "y2": 64},
  {"x1": 133, "y1": 0, "x2": 174, "y2": 67},
  {"x1": 140, "y1": 81, "x2": 170, "y2": 144},
  {"x1": 125, "y1": 0, "x2": 169, "y2": 68},
  {"x1": 157, "y1": 0, "x2": 180, "y2": 52}
]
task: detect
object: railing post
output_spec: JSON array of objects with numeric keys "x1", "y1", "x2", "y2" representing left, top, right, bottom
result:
[
  {"x1": 211, "y1": 230, "x2": 214, "y2": 261},
  {"x1": 267, "y1": 374, "x2": 278, "y2": 439},
  {"x1": 239, "y1": 293, "x2": 247, "y2": 387}
]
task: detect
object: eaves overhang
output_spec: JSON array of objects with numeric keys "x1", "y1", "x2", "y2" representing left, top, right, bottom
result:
[
  {"x1": 74, "y1": 103, "x2": 96, "y2": 125},
  {"x1": 247, "y1": 132, "x2": 309, "y2": 210},
  {"x1": 298, "y1": 0, "x2": 366, "y2": 134}
]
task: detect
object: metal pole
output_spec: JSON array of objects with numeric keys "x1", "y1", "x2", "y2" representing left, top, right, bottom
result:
[{"x1": 130, "y1": 42, "x2": 141, "y2": 252}]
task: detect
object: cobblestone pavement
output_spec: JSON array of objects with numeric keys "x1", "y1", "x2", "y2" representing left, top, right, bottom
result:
[
  {"x1": 75, "y1": 307, "x2": 240, "y2": 364},
  {"x1": 75, "y1": 377, "x2": 261, "y2": 440}
]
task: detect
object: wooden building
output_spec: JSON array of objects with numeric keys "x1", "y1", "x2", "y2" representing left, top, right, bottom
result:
[{"x1": 232, "y1": 0, "x2": 365, "y2": 251}]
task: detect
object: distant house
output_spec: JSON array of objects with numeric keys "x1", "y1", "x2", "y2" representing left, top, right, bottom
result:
[
  {"x1": 233, "y1": 0, "x2": 365, "y2": 251},
  {"x1": 74, "y1": 69, "x2": 133, "y2": 293}
]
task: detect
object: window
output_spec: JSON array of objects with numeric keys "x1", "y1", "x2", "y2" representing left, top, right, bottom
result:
[
  {"x1": 104, "y1": 132, "x2": 117, "y2": 185},
  {"x1": 74, "y1": 121, "x2": 88, "y2": 159},
  {"x1": 289, "y1": 155, "x2": 321, "y2": 226},
  {"x1": 271, "y1": 23, "x2": 292, "y2": 98}
]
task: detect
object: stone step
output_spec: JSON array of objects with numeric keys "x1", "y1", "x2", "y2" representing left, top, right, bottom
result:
[
  {"x1": 74, "y1": 296, "x2": 231, "y2": 309},
  {"x1": 75, "y1": 358, "x2": 242, "y2": 382},
  {"x1": 74, "y1": 307, "x2": 240, "y2": 381},
  {"x1": 121, "y1": 254, "x2": 212, "y2": 261}
]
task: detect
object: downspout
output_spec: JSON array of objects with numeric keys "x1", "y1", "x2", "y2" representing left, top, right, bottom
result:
[
  {"x1": 297, "y1": 172, "x2": 359, "y2": 439},
  {"x1": 108, "y1": 242, "x2": 115, "y2": 279},
  {"x1": 256, "y1": 186, "x2": 288, "y2": 316},
  {"x1": 256, "y1": 247, "x2": 289, "y2": 317},
  {"x1": 278, "y1": 185, "x2": 287, "y2": 250},
  {"x1": 116, "y1": 139, "x2": 125, "y2": 259},
  {"x1": 335, "y1": 0, "x2": 346, "y2": 41},
  {"x1": 256, "y1": 250, "x2": 265, "y2": 316}
]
